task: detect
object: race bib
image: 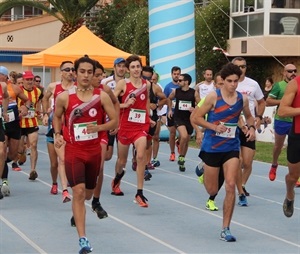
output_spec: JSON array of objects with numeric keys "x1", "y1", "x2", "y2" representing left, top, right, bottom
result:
[
  {"x1": 216, "y1": 123, "x2": 237, "y2": 139},
  {"x1": 128, "y1": 109, "x2": 146, "y2": 123},
  {"x1": 7, "y1": 109, "x2": 15, "y2": 122},
  {"x1": 179, "y1": 100, "x2": 192, "y2": 111},
  {"x1": 23, "y1": 108, "x2": 35, "y2": 119},
  {"x1": 73, "y1": 121, "x2": 98, "y2": 141}
]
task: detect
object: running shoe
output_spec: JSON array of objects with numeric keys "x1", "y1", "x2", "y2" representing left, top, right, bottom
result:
[
  {"x1": 195, "y1": 164, "x2": 204, "y2": 177},
  {"x1": 295, "y1": 178, "x2": 300, "y2": 187},
  {"x1": 134, "y1": 193, "x2": 148, "y2": 208},
  {"x1": 79, "y1": 237, "x2": 93, "y2": 254},
  {"x1": 50, "y1": 184, "x2": 58, "y2": 195},
  {"x1": 242, "y1": 186, "x2": 250, "y2": 196},
  {"x1": 132, "y1": 161, "x2": 137, "y2": 171},
  {"x1": 178, "y1": 155, "x2": 185, "y2": 166},
  {"x1": 12, "y1": 162, "x2": 21, "y2": 171},
  {"x1": 169, "y1": 152, "x2": 175, "y2": 161},
  {"x1": 92, "y1": 201, "x2": 108, "y2": 219},
  {"x1": 111, "y1": 180, "x2": 124, "y2": 196},
  {"x1": 144, "y1": 169, "x2": 152, "y2": 181},
  {"x1": 269, "y1": 164, "x2": 278, "y2": 181},
  {"x1": 62, "y1": 190, "x2": 71, "y2": 203},
  {"x1": 220, "y1": 227, "x2": 236, "y2": 242},
  {"x1": 29, "y1": 170, "x2": 38, "y2": 180},
  {"x1": 206, "y1": 199, "x2": 218, "y2": 211},
  {"x1": 1, "y1": 180, "x2": 10, "y2": 197},
  {"x1": 146, "y1": 162, "x2": 155, "y2": 170},
  {"x1": 283, "y1": 198, "x2": 294, "y2": 217},
  {"x1": 151, "y1": 158, "x2": 160, "y2": 167},
  {"x1": 179, "y1": 165, "x2": 186, "y2": 172},
  {"x1": 175, "y1": 138, "x2": 180, "y2": 154},
  {"x1": 70, "y1": 216, "x2": 76, "y2": 227},
  {"x1": 238, "y1": 194, "x2": 248, "y2": 206}
]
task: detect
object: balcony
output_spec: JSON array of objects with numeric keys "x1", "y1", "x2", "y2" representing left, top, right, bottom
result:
[{"x1": 228, "y1": 0, "x2": 300, "y2": 56}]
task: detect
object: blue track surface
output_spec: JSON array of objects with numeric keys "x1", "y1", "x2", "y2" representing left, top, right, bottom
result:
[{"x1": 0, "y1": 127, "x2": 299, "y2": 253}]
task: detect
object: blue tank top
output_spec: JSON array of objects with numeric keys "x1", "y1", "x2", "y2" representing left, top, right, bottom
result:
[{"x1": 201, "y1": 89, "x2": 243, "y2": 153}]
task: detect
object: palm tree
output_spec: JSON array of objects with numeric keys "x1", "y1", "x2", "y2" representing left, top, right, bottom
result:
[{"x1": 0, "y1": 0, "x2": 100, "y2": 41}]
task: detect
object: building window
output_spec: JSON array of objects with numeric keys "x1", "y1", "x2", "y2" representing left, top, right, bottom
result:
[{"x1": 270, "y1": 13, "x2": 300, "y2": 35}]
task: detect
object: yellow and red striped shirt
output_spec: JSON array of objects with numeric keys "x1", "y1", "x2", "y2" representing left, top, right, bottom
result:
[{"x1": 18, "y1": 86, "x2": 42, "y2": 128}]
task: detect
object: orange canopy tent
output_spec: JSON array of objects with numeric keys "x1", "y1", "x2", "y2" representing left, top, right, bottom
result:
[{"x1": 22, "y1": 26, "x2": 146, "y2": 68}]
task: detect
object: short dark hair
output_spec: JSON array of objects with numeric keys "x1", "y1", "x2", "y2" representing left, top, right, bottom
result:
[
  {"x1": 74, "y1": 55, "x2": 95, "y2": 73},
  {"x1": 94, "y1": 60, "x2": 104, "y2": 72},
  {"x1": 220, "y1": 63, "x2": 242, "y2": 80},
  {"x1": 34, "y1": 75, "x2": 41, "y2": 81},
  {"x1": 60, "y1": 61, "x2": 73, "y2": 69},
  {"x1": 180, "y1": 73, "x2": 192, "y2": 85},
  {"x1": 125, "y1": 55, "x2": 142, "y2": 69},
  {"x1": 171, "y1": 66, "x2": 181, "y2": 73},
  {"x1": 142, "y1": 66, "x2": 154, "y2": 74},
  {"x1": 203, "y1": 67, "x2": 213, "y2": 74},
  {"x1": 265, "y1": 76, "x2": 274, "y2": 84}
]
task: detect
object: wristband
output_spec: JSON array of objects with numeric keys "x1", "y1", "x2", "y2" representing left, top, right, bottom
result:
[
  {"x1": 54, "y1": 132, "x2": 61, "y2": 136},
  {"x1": 248, "y1": 125, "x2": 256, "y2": 131}
]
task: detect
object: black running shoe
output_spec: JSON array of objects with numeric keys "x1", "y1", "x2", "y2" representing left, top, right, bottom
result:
[
  {"x1": 283, "y1": 198, "x2": 294, "y2": 217},
  {"x1": 70, "y1": 216, "x2": 76, "y2": 227},
  {"x1": 144, "y1": 169, "x2": 152, "y2": 181},
  {"x1": 92, "y1": 202, "x2": 108, "y2": 219}
]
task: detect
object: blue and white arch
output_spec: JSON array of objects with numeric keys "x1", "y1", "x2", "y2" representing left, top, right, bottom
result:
[{"x1": 149, "y1": 0, "x2": 195, "y2": 88}]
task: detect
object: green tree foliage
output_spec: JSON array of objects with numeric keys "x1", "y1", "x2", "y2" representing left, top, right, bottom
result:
[
  {"x1": 95, "y1": 0, "x2": 146, "y2": 45},
  {"x1": 194, "y1": 0, "x2": 230, "y2": 81},
  {"x1": 113, "y1": 7, "x2": 149, "y2": 58}
]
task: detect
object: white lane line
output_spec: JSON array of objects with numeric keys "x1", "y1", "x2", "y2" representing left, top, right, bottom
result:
[
  {"x1": 36, "y1": 148, "x2": 299, "y2": 249},
  {"x1": 0, "y1": 214, "x2": 48, "y2": 254}
]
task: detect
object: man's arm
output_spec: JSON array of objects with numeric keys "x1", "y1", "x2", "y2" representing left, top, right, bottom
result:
[
  {"x1": 255, "y1": 98, "x2": 266, "y2": 129},
  {"x1": 1, "y1": 82, "x2": 9, "y2": 122},
  {"x1": 87, "y1": 91, "x2": 118, "y2": 133},
  {"x1": 278, "y1": 79, "x2": 300, "y2": 117},
  {"x1": 42, "y1": 82, "x2": 56, "y2": 125},
  {"x1": 242, "y1": 95, "x2": 256, "y2": 141}
]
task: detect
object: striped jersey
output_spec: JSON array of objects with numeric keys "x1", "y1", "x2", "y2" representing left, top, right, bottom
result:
[
  {"x1": 18, "y1": 86, "x2": 42, "y2": 128},
  {"x1": 202, "y1": 89, "x2": 243, "y2": 153}
]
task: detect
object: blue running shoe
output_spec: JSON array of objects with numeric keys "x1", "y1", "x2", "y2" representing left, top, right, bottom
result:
[
  {"x1": 220, "y1": 227, "x2": 236, "y2": 242},
  {"x1": 79, "y1": 237, "x2": 93, "y2": 254},
  {"x1": 151, "y1": 159, "x2": 160, "y2": 167},
  {"x1": 195, "y1": 164, "x2": 204, "y2": 177},
  {"x1": 238, "y1": 194, "x2": 248, "y2": 206}
]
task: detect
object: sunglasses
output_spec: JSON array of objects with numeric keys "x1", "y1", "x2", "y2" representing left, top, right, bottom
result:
[
  {"x1": 61, "y1": 67, "x2": 75, "y2": 72},
  {"x1": 287, "y1": 69, "x2": 297, "y2": 73},
  {"x1": 178, "y1": 79, "x2": 185, "y2": 82},
  {"x1": 142, "y1": 76, "x2": 151, "y2": 81},
  {"x1": 35, "y1": 80, "x2": 41, "y2": 82}
]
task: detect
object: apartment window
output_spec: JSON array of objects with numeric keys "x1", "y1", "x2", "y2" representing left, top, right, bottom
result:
[
  {"x1": 232, "y1": 16, "x2": 248, "y2": 37},
  {"x1": 270, "y1": 13, "x2": 300, "y2": 35},
  {"x1": 249, "y1": 13, "x2": 264, "y2": 35}
]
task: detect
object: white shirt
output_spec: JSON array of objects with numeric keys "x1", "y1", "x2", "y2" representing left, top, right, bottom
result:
[
  {"x1": 198, "y1": 82, "x2": 215, "y2": 99},
  {"x1": 101, "y1": 76, "x2": 116, "y2": 91},
  {"x1": 236, "y1": 77, "x2": 264, "y2": 117}
]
